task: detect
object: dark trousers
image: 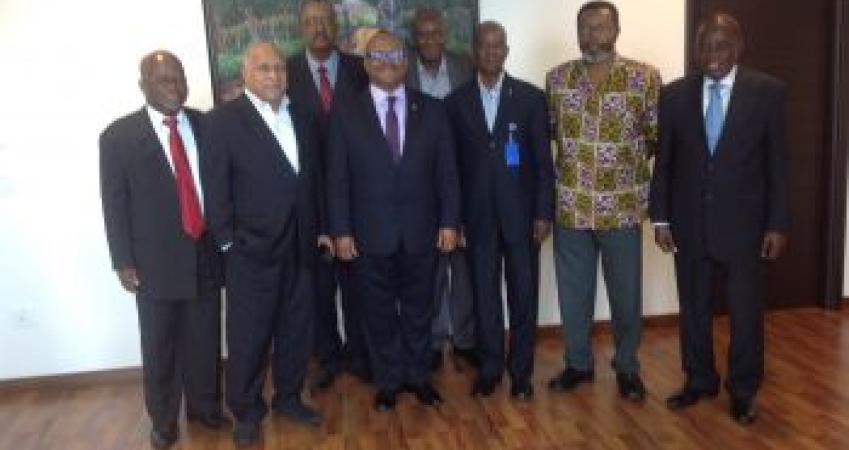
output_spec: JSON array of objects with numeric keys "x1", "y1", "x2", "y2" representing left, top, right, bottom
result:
[
  {"x1": 432, "y1": 250, "x2": 476, "y2": 351},
  {"x1": 225, "y1": 239, "x2": 314, "y2": 424},
  {"x1": 313, "y1": 258, "x2": 368, "y2": 374},
  {"x1": 674, "y1": 252, "x2": 764, "y2": 400},
  {"x1": 354, "y1": 249, "x2": 437, "y2": 391},
  {"x1": 136, "y1": 248, "x2": 222, "y2": 432},
  {"x1": 467, "y1": 227, "x2": 540, "y2": 384}
]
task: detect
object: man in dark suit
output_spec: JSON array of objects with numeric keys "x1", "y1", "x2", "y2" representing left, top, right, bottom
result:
[
  {"x1": 99, "y1": 51, "x2": 228, "y2": 450},
  {"x1": 445, "y1": 22, "x2": 554, "y2": 400},
  {"x1": 407, "y1": 7, "x2": 477, "y2": 372},
  {"x1": 650, "y1": 14, "x2": 790, "y2": 425},
  {"x1": 327, "y1": 31, "x2": 461, "y2": 411},
  {"x1": 286, "y1": 0, "x2": 370, "y2": 391},
  {"x1": 203, "y1": 42, "x2": 324, "y2": 447}
]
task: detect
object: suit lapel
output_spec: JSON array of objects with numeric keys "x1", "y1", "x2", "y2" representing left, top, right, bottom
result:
[
  {"x1": 687, "y1": 75, "x2": 710, "y2": 158},
  {"x1": 235, "y1": 95, "x2": 296, "y2": 174},
  {"x1": 359, "y1": 89, "x2": 395, "y2": 168},
  {"x1": 136, "y1": 108, "x2": 175, "y2": 181},
  {"x1": 492, "y1": 75, "x2": 514, "y2": 138},
  {"x1": 401, "y1": 89, "x2": 422, "y2": 166},
  {"x1": 465, "y1": 81, "x2": 490, "y2": 138},
  {"x1": 293, "y1": 53, "x2": 323, "y2": 113}
]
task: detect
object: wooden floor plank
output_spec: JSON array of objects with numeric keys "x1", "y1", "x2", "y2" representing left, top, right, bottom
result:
[{"x1": 2, "y1": 308, "x2": 849, "y2": 449}]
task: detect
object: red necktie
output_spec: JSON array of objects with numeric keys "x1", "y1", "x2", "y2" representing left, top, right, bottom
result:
[
  {"x1": 163, "y1": 117, "x2": 205, "y2": 240},
  {"x1": 318, "y1": 64, "x2": 333, "y2": 114}
]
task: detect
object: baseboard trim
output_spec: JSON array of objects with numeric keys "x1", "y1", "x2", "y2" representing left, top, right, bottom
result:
[
  {"x1": 1, "y1": 315, "x2": 680, "y2": 392},
  {"x1": 0, "y1": 366, "x2": 142, "y2": 392},
  {"x1": 537, "y1": 313, "x2": 679, "y2": 340}
]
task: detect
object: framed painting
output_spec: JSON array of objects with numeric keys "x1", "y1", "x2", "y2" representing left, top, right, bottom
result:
[{"x1": 202, "y1": 0, "x2": 479, "y2": 103}]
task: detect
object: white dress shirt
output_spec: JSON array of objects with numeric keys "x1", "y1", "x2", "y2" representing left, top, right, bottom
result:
[
  {"x1": 245, "y1": 89, "x2": 300, "y2": 173},
  {"x1": 478, "y1": 72, "x2": 505, "y2": 132},
  {"x1": 702, "y1": 65, "x2": 737, "y2": 117},
  {"x1": 145, "y1": 106, "x2": 204, "y2": 212},
  {"x1": 370, "y1": 84, "x2": 407, "y2": 153}
]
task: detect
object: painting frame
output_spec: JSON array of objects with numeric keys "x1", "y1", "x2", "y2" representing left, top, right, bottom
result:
[{"x1": 202, "y1": 0, "x2": 479, "y2": 104}]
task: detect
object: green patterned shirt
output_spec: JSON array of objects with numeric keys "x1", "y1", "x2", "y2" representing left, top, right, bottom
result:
[{"x1": 546, "y1": 56, "x2": 661, "y2": 230}]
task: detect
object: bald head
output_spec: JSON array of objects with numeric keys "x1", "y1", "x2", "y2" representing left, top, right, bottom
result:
[
  {"x1": 242, "y1": 41, "x2": 287, "y2": 108},
  {"x1": 363, "y1": 31, "x2": 408, "y2": 91},
  {"x1": 696, "y1": 13, "x2": 744, "y2": 80},
  {"x1": 139, "y1": 50, "x2": 187, "y2": 116}
]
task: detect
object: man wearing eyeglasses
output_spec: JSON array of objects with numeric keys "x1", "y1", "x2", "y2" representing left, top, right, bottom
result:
[
  {"x1": 327, "y1": 31, "x2": 461, "y2": 412},
  {"x1": 286, "y1": 0, "x2": 370, "y2": 393}
]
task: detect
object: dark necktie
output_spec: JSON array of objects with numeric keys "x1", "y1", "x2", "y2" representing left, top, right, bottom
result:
[
  {"x1": 318, "y1": 64, "x2": 333, "y2": 115},
  {"x1": 385, "y1": 95, "x2": 401, "y2": 164},
  {"x1": 163, "y1": 117, "x2": 204, "y2": 240}
]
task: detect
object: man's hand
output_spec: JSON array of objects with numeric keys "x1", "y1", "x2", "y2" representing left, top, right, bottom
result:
[
  {"x1": 761, "y1": 231, "x2": 787, "y2": 261},
  {"x1": 118, "y1": 267, "x2": 140, "y2": 293},
  {"x1": 436, "y1": 227, "x2": 458, "y2": 253},
  {"x1": 317, "y1": 235, "x2": 335, "y2": 259},
  {"x1": 335, "y1": 236, "x2": 358, "y2": 261},
  {"x1": 533, "y1": 220, "x2": 552, "y2": 244},
  {"x1": 654, "y1": 225, "x2": 677, "y2": 253}
]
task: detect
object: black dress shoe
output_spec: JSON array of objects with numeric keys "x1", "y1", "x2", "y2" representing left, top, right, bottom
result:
[
  {"x1": 453, "y1": 347, "x2": 479, "y2": 367},
  {"x1": 374, "y1": 389, "x2": 398, "y2": 411},
  {"x1": 510, "y1": 381, "x2": 534, "y2": 401},
  {"x1": 665, "y1": 386, "x2": 719, "y2": 410},
  {"x1": 411, "y1": 383, "x2": 443, "y2": 406},
  {"x1": 730, "y1": 397, "x2": 757, "y2": 425},
  {"x1": 548, "y1": 367, "x2": 594, "y2": 392},
  {"x1": 312, "y1": 366, "x2": 340, "y2": 392},
  {"x1": 150, "y1": 427, "x2": 178, "y2": 449},
  {"x1": 616, "y1": 372, "x2": 647, "y2": 403},
  {"x1": 187, "y1": 410, "x2": 232, "y2": 430},
  {"x1": 471, "y1": 377, "x2": 498, "y2": 397},
  {"x1": 273, "y1": 400, "x2": 322, "y2": 425},
  {"x1": 232, "y1": 421, "x2": 260, "y2": 448},
  {"x1": 430, "y1": 350, "x2": 444, "y2": 372}
]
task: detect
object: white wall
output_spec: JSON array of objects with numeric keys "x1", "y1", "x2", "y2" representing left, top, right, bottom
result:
[{"x1": 0, "y1": 0, "x2": 685, "y2": 380}]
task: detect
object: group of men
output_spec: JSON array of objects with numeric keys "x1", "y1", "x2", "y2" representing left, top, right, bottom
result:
[{"x1": 99, "y1": 1, "x2": 789, "y2": 448}]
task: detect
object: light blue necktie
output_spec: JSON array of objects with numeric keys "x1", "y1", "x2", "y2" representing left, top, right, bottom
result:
[{"x1": 705, "y1": 82, "x2": 724, "y2": 155}]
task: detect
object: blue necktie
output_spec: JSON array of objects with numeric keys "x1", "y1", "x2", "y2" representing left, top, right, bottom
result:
[
  {"x1": 385, "y1": 96, "x2": 401, "y2": 164},
  {"x1": 705, "y1": 82, "x2": 724, "y2": 155}
]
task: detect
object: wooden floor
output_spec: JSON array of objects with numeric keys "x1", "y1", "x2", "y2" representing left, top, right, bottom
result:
[{"x1": 2, "y1": 307, "x2": 849, "y2": 450}]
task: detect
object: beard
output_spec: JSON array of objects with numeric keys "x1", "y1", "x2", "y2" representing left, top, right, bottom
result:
[
  {"x1": 582, "y1": 50, "x2": 615, "y2": 64},
  {"x1": 580, "y1": 42, "x2": 615, "y2": 64}
]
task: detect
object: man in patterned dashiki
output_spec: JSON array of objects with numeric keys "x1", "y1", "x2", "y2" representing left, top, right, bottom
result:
[{"x1": 545, "y1": 1, "x2": 661, "y2": 403}]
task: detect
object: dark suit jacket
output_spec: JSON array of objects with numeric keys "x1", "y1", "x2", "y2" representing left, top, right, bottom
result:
[
  {"x1": 99, "y1": 108, "x2": 222, "y2": 300},
  {"x1": 286, "y1": 50, "x2": 367, "y2": 132},
  {"x1": 327, "y1": 87, "x2": 461, "y2": 255},
  {"x1": 406, "y1": 51, "x2": 473, "y2": 94},
  {"x1": 445, "y1": 75, "x2": 554, "y2": 243},
  {"x1": 202, "y1": 94, "x2": 323, "y2": 264},
  {"x1": 649, "y1": 67, "x2": 791, "y2": 259}
]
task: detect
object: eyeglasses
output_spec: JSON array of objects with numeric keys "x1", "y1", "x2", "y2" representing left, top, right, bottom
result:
[{"x1": 366, "y1": 49, "x2": 407, "y2": 64}]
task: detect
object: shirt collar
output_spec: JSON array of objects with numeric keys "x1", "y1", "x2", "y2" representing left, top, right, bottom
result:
[
  {"x1": 369, "y1": 84, "x2": 406, "y2": 105},
  {"x1": 146, "y1": 105, "x2": 186, "y2": 127},
  {"x1": 306, "y1": 49, "x2": 339, "y2": 74},
  {"x1": 244, "y1": 88, "x2": 289, "y2": 114},
  {"x1": 417, "y1": 56, "x2": 447, "y2": 79},
  {"x1": 704, "y1": 65, "x2": 738, "y2": 89},
  {"x1": 478, "y1": 71, "x2": 505, "y2": 96}
]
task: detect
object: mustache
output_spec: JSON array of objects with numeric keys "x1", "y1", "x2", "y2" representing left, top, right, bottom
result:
[{"x1": 582, "y1": 51, "x2": 615, "y2": 64}]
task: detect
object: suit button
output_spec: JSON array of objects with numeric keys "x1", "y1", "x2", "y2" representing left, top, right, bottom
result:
[
  {"x1": 707, "y1": 162, "x2": 714, "y2": 172},
  {"x1": 489, "y1": 142, "x2": 496, "y2": 150},
  {"x1": 705, "y1": 193, "x2": 713, "y2": 202}
]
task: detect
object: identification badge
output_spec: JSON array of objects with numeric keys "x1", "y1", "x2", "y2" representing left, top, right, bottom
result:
[{"x1": 504, "y1": 123, "x2": 520, "y2": 168}]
